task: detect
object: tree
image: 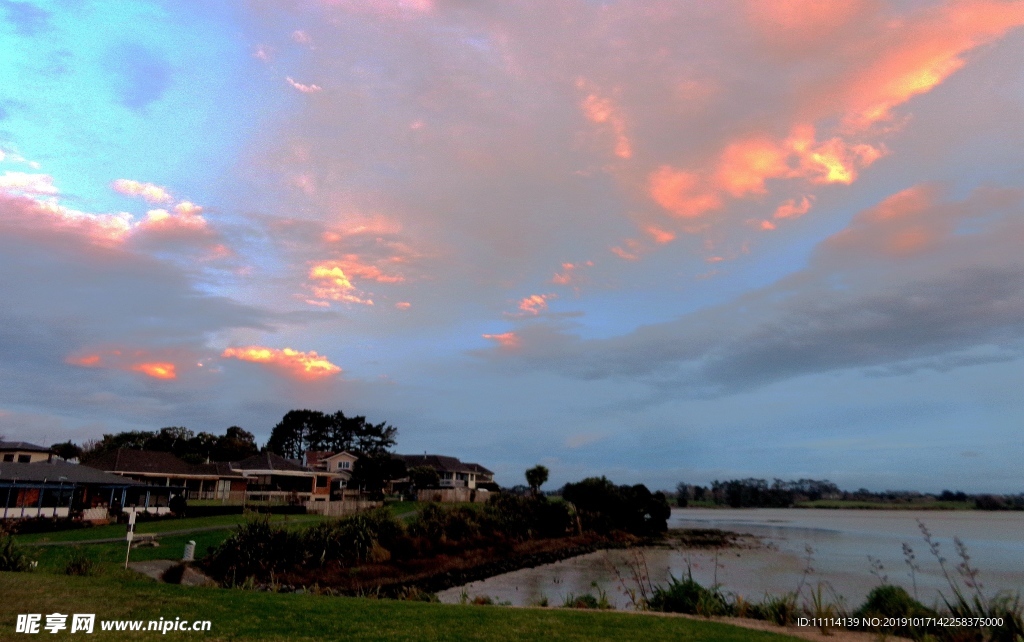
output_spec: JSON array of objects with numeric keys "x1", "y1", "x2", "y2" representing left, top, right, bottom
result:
[
  {"x1": 51, "y1": 441, "x2": 83, "y2": 461},
  {"x1": 675, "y1": 481, "x2": 689, "y2": 508},
  {"x1": 408, "y1": 466, "x2": 440, "y2": 490},
  {"x1": 265, "y1": 409, "x2": 398, "y2": 460},
  {"x1": 214, "y1": 426, "x2": 258, "y2": 461},
  {"x1": 349, "y1": 453, "x2": 406, "y2": 498},
  {"x1": 525, "y1": 465, "x2": 549, "y2": 495}
]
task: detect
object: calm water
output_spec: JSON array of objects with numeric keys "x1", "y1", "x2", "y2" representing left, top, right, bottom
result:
[{"x1": 437, "y1": 508, "x2": 1024, "y2": 609}]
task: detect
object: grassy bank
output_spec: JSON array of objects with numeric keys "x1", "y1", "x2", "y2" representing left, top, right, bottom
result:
[
  {"x1": 0, "y1": 572, "x2": 802, "y2": 641},
  {"x1": 793, "y1": 499, "x2": 974, "y2": 510}
]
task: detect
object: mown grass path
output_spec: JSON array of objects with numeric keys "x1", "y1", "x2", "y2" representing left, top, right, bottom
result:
[{"x1": 0, "y1": 572, "x2": 804, "y2": 641}]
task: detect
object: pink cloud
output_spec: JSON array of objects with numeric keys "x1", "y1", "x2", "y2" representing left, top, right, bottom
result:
[
  {"x1": 517, "y1": 293, "x2": 555, "y2": 315},
  {"x1": 0, "y1": 172, "x2": 59, "y2": 195},
  {"x1": 287, "y1": 77, "x2": 323, "y2": 94},
  {"x1": 481, "y1": 331, "x2": 520, "y2": 350},
  {"x1": 111, "y1": 179, "x2": 173, "y2": 203}
]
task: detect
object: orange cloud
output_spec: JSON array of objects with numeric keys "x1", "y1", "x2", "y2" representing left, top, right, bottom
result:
[
  {"x1": 66, "y1": 349, "x2": 181, "y2": 380},
  {"x1": 517, "y1": 293, "x2": 555, "y2": 315},
  {"x1": 308, "y1": 263, "x2": 372, "y2": 305},
  {"x1": 823, "y1": 185, "x2": 943, "y2": 258},
  {"x1": 111, "y1": 179, "x2": 173, "y2": 203},
  {"x1": 552, "y1": 261, "x2": 593, "y2": 286},
  {"x1": 643, "y1": 225, "x2": 676, "y2": 245},
  {"x1": 481, "y1": 331, "x2": 520, "y2": 349},
  {"x1": 774, "y1": 195, "x2": 814, "y2": 220},
  {"x1": 649, "y1": 167, "x2": 721, "y2": 219},
  {"x1": 132, "y1": 362, "x2": 177, "y2": 380},
  {"x1": 221, "y1": 346, "x2": 342, "y2": 380},
  {"x1": 395, "y1": 301, "x2": 411, "y2": 310},
  {"x1": 838, "y1": 2, "x2": 1024, "y2": 130},
  {"x1": 67, "y1": 354, "x2": 102, "y2": 367},
  {"x1": 716, "y1": 137, "x2": 791, "y2": 197}
]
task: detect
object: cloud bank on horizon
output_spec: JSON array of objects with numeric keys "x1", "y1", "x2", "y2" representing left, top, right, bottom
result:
[{"x1": 1, "y1": 0, "x2": 1022, "y2": 491}]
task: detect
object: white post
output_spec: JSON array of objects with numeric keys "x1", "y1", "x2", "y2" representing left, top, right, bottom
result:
[{"x1": 124, "y1": 510, "x2": 137, "y2": 570}]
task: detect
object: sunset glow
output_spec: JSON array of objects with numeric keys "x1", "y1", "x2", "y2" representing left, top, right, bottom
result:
[
  {"x1": 3, "y1": 0, "x2": 1023, "y2": 492},
  {"x1": 221, "y1": 346, "x2": 342, "y2": 380}
]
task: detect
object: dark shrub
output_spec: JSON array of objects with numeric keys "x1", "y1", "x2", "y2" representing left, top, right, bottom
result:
[
  {"x1": 562, "y1": 477, "x2": 670, "y2": 535},
  {"x1": 483, "y1": 494, "x2": 573, "y2": 540},
  {"x1": 204, "y1": 517, "x2": 304, "y2": 585},
  {"x1": 649, "y1": 574, "x2": 727, "y2": 615},
  {"x1": 854, "y1": 585, "x2": 936, "y2": 638},
  {"x1": 305, "y1": 508, "x2": 405, "y2": 565},
  {"x1": 0, "y1": 527, "x2": 30, "y2": 572},
  {"x1": 64, "y1": 552, "x2": 94, "y2": 576},
  {"x1": 409, "y1": 504, "x2": 490, "y2": 546}
]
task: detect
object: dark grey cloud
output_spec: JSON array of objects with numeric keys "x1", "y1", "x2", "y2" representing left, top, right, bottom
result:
[{"x1": 481, "y1": 187, "x2": 1024, "y2": 395}]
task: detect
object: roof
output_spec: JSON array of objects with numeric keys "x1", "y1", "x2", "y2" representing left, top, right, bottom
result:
[
  {"x1": 393, "y1": 454, "x2": 492, "y2": 475},
  {"x1": 0, "y1": 440, "x2": 50, "y2": 453},
  {"x1": 85, "y1": 449, "x2": 193, "y2": 476},
  {"x1": 232, "y1": 452, "x2": 310, "y2": 473},
  {"x1": 191, "y1": 461, "x2": 245, "y2": 478},
  {"x1": 304, "y1": 450, "x2": 333, "y2": 468},
  {"x1": 0, "y1": 460, "x2": 144, "y2": 486}
]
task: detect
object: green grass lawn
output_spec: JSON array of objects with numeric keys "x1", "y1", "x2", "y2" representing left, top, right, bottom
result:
[
  {"x1": 13, "y1": 514, "x2": 333, "y2": 573},
  {"x1": 0, "y1": 571, "x2": 803, "y2": 641},
  {"x1": 15, "y1": 513, "x2": 326, "y2": 544}
]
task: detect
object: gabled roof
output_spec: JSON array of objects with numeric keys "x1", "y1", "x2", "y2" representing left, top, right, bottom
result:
[
  {"x1": 0, "y1": 440, "x2": 50, "y2": 453},
  {"x1": 232, "y1": 452, "x2": 309, "y2": 473},
  {"x1": 85, "y1": 449, "x2": 196, "y2": 476},
  {"x1": 191, "y1": 461, "x2": 245, "y2": 478},
  {"x1": 0, "y1": 460, "x2": 144, "y2": 485},
  {"x1": 463, "y1": 462, "x2": 494, "y2": 476},
  {"x1": 393, "y1": 454, "x2": 492, "y2": 475},
  {"x1": 86, "y1": 449, "x2": 194, "y2": 475}
]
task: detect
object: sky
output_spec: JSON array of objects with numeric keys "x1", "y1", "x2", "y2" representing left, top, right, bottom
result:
[{"x1": 1, "y1": 0, "x2": 1022, "y2": 492}]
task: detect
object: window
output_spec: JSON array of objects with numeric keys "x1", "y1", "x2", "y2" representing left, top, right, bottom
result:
[
  {"x1": 1, "y1": 454, "x2": 12, "y2": 462},
  {"x1": 338, "y1": 461, "x2": 350, "y2": 470},
  {"x1": 316, "y1": 476, "x2": 328, "y2": 488},
  {"x1": 17, "y1": 455, "x2": 31, "y2": 463}
]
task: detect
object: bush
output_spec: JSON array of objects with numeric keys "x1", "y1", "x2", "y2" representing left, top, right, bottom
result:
[
  {"x1": 561, "y1": 477, "x2": 670, "y2": 536},
  {"x1": 0, "y1": 527, "x2": 30, "y2": 572},
  {"x1": 649, "y1": 574, "x2": 727, "y2": 616},
  {"x1": 203, "y1": 517, "x2": 304, "y2": 585},
  {"x1": 64, "y1": 552, "x2": 94, "y2": 576},
  {"x1": 483, "y1": 494, "x2": 573, "y2": 540},
  {"x1": 305, "y1": 508, "x2": 405, "y2": 565},
  {"x1": 853, "y1": 585, "x2": 936, "y2": 639},
  {"x1": 409, "y1": 504, "x2": 491, "y2": 546}
]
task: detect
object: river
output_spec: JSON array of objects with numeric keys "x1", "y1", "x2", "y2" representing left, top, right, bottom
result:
[{"x1": 436, "y1": 508, "x2": 1024, "y2": 609}]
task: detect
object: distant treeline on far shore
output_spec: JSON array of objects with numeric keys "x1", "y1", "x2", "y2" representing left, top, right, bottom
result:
[{"x1": 672, "y1": 478, "x2": 1024, "y2": 511}]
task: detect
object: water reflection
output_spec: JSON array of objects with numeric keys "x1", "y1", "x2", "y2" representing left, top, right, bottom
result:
[{"x1": 438, "y1": 508, "x2": 1024, "y2": 608}]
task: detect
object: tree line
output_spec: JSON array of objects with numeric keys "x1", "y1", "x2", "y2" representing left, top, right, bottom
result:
[{"x1": 675, "y1": 478, "x2": 1024, "y2": 510}]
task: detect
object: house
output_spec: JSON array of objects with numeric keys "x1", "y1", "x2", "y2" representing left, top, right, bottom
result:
[
  {"x1": 231, "y1": 452, "x2": 338, "y2": 502},
  {"x1": 0, "y1": 459, "x2": 175, "y2": 521},
  {"x1": 87, "y1": 448, "x2": 342, "y2": 504},
  {"x1": 85, "y1": 449, "x2": 247, "y2": 501},
  {"x1": 0, "y1": 440, "x2": 52, "y2": 464},
  {"x1": 304, "y1": 450, "x2": 357, "y2": 476},
  {"x1": 392, "y1": 454, "x2": 496, "y2": 490}
]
